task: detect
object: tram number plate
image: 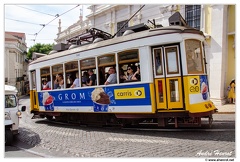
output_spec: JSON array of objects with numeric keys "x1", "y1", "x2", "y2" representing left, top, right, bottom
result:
[{"x1": 190, "y1": 86, "x2": 199, "y2": 93}]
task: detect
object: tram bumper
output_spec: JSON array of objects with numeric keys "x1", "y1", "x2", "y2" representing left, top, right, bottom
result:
[{"x1": 189, "y1": 109, "x2": 217, "y2": 118}]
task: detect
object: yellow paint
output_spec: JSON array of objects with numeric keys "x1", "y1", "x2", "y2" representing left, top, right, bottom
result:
[
  {"x1": 188, "y1": 101, "x2": 216, "y2": 113},
  {"x1": 227, "y1": 35, "x2": 235, "y2": 86},
  {"x1": 183, "y1": 77, "x2": 190, "y2": 111},
  {"x1": 205, "y1": 5, "x2": 235, "y2": 87},
  {"x1": 129, "y1": 19, "x2": 133, "y2": 26},
  {"x1": 30, "y1": 90, "x2": 39, "y2": 112},
  {"x1": 187, "y1": 76, "x2": 200, "y2": 94},
  {"x1": 166, "y1": 77, "x2": 183, "y2": 109},
  {"x1": 154, "y1": 79, "x2": 167, "y2": 110},
  {"x1": 149, "y1": 83, "x2": 156, "y2": 113},
  {"x1": 111, "y1": 24, "x2": 114, "y2": 35},
  {"x1": 226, "y1": 5, "x2": 235, "y2": 86},
  {"x1": 114, "y1": 87, "x2": 145, "y2": 99},
  {"x1": 176, "y1": 5, "x2": 180, "y2": 12},
  {"x1": 228, "y1": 5, "x2": 235, "y2": 33},
  {"x1": 183, "y1": 76, "x2": 216, "y2": 113},
  {"x1": 155, "y1": 77, "x2": 184, "y2": 110},
  {"x1": 204, "y1": 5, "x2": 212, "y2": 35}
]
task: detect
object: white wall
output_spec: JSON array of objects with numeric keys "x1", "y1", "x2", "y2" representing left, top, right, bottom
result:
[{"x1": 209, "y1": 5, "x2": 228, "y2": 105}]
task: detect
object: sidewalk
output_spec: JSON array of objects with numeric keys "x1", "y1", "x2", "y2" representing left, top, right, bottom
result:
[{"x1": 215, "y1": 103, "x2": 236, "y2": 114}]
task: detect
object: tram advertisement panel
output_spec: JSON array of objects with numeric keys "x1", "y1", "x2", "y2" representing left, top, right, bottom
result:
[
  {"x1": 37, "y1": 83, "x2": 152, "y2": 113},
  {"x1": 188, "y1": 75, "x2": 209, "y2": 104}
]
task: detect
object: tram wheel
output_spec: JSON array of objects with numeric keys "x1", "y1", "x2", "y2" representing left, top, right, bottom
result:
[
  {"x1": 208, "y1": 116, "x2": 213, "y2": 128},
  {"x1": 46, "y1": 115, "x2": 53, "y2": 121}
]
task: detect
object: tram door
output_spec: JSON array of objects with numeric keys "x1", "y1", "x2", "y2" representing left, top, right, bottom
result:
[{"x1": 153, "y1": 46, "x2": 184, "y2": 110}]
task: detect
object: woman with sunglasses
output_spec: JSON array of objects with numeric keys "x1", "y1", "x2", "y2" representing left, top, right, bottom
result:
[{"x1": 123, "y1": 66, "x2": 138, "y2": 81}]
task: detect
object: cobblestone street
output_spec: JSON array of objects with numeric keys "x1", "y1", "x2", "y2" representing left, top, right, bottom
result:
[{"x1": 12, "y1": 97, "x2": 235, "y2": 158}]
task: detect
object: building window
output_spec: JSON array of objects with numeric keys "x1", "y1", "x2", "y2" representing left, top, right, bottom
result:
[
  {"x1": 117, "y1": 20, "x2": 128, "y2": 37},
  {"x1": 185, "y1": 5, "x2": 201, "y2": 30}
]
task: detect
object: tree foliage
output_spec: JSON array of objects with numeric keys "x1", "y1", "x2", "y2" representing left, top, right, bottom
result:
[{"x1": 27, "y1": 43, "x2": 54, "y2": 59}]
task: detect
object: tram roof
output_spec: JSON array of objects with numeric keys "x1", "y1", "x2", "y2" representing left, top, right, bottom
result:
[{"x1": 29, "y1": 25, "x2": 204, "y2": 65}]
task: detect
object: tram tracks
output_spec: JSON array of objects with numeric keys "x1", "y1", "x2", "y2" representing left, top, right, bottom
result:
[
  {"x1": 121, "y1": 127, "x2": 235, "y2": 132},
  {"x1": 35, "y1": 118, "x2": 235, "y2": 132}
]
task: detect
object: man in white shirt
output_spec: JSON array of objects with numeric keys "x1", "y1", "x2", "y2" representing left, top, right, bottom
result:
[
  {"x1": 46, "y1": 80, "x2": 51, "y2": 89},
  {"x1": 70, "y1": 72, "x2": 80, "y2": 88},
  {"x1": 104, "y1": 67, "x2": 117, "y2": 85}
]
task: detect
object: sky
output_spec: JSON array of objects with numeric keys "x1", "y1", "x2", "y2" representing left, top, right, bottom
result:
[
  {"x1": 3, "y1": 0, "x2": 239, "y2": 50},
  {"x1": 4, "y1": 4, "x2": 91, "y2": 49}
]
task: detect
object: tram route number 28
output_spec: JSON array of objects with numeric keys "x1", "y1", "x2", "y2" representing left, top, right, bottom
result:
[{"x1": 190, "y1": 86, "x2": 199, "y2": 93}]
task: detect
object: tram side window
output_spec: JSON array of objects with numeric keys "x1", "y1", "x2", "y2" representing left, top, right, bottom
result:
[
  {"x1": 80, "y1": 58, "x2": 96, "y2": 86},
  {"x1": 98, "y1": 54, "x2": 116, "y2": 85},
  {"x1": 52, "y1": 64, "x2": 64, "y2": 89},
  {"x1": 154, "y1": 48, "x2": 163, "y2": 75},
  {"x1": 165, "y1": 47, "x2": 179, "y2": 74},
  {"x1": 65, "y1": 61, "x2": 79, "y2": 88},
  {"x1": 185, "y1": 39, "x2": 204, "y2": 74},
  {"x1": 40, "y1": 67, "x2": 51, "y2": 90},
  {"x1": 31, "y1": 71, "x2": 36, "y2": 90},
  {"x1": 118, "y1": 49, "x2": 140, "y2": 83}
]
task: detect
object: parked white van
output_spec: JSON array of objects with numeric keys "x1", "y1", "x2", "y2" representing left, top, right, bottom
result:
[{"x1": 5, "y1": 85, "x2": 26, "y2": 145}]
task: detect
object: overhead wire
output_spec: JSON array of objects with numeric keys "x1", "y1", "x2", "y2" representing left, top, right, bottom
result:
[
  {"x1": 6, "y1": 17, "x2": 59, "y2": 39},
  {"x1": 16, "y1": 5, "x2": 57, "y2": 17},
  {"x1": 5, "y1": 17, "x2": 57, "y2": 26},
  {"x1": 33, "y1": 4, "x2": 80, "y2": 44}
]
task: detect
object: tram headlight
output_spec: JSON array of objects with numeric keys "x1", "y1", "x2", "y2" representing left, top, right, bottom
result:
[
  {"x1": 5, "y1": 113, "x2": 11, "y2": 120},
  {"x1": 16, "y1": 110, "x2": 22, "y2": 117},
  {"x1": 208, "y1": 103, "x2": 212, "y2": 108}
]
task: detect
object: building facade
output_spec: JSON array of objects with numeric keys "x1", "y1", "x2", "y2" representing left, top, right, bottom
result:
[
  {"x1": 55, "y1": 4, "x2": 235, "y2": 106},
  {"x1": 5, "y1": 32, "x2": 28, "y2": 95}
]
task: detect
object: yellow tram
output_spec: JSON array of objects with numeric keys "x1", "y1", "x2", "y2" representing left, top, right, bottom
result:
[{"x1": 28, "y1": 12, "x2": 217, "y2": 128}]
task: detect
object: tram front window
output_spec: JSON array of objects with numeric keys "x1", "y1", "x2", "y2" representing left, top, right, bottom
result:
[{"x1": 185, "y1": 39, "x2": 204, "y2": 74}]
